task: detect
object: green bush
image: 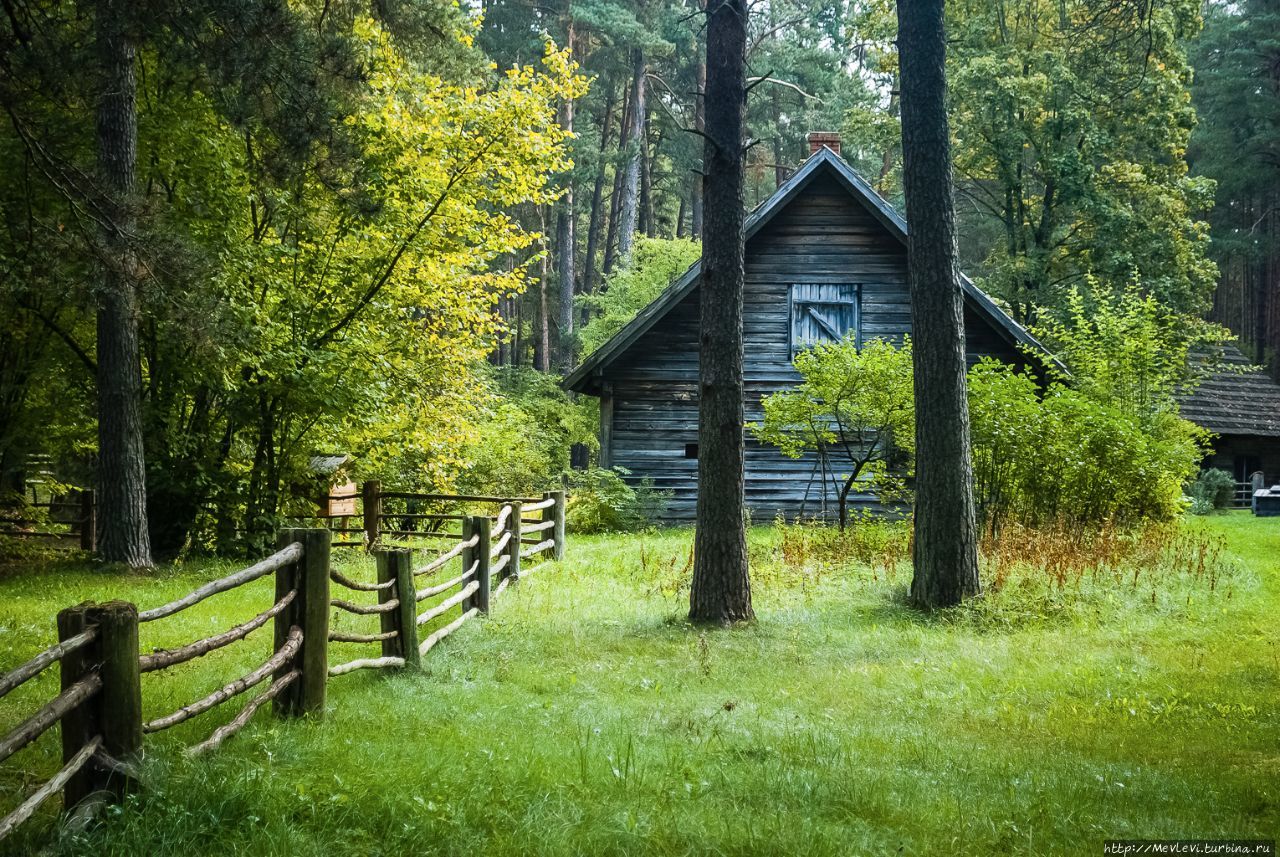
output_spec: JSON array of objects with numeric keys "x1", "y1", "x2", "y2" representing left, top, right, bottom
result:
[
  {"x1": 565, "y1": 467, "x2": 668, "y2": 533},
  {"x1": 1187, "y1": 468, "x2": 1236, "y2": 512},
  {"x1": 968, "y1": 361, "x2": 1206, "y2": 528}
]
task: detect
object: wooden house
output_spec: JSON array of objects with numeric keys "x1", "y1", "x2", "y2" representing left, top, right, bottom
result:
[
  {"x1": 309, "y1": 453, "x2": 358, "y2": 517},
  {"x1": 1178, "y1": 345, "x2": 1280, "y2": 504},
  {"x1": 564, "y1": 141, "x2": 1057, "y2": 522}
]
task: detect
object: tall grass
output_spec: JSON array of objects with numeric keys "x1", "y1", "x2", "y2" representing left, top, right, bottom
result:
[{"x1": 0, "y1": 514, "x2": 1275, "y2": 855}]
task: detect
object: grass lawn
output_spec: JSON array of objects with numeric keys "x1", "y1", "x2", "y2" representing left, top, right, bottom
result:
[{"x1": 1, "y1": 513, "x2": 1277, "y2": 855}]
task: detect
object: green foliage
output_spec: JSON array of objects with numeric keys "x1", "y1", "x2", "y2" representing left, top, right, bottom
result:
[
  {"x1": 564, "y1": 467, "x2": 667, "y2": 533},
  {"x1": 753, "y1": 337, "x2": 914, "y2": 523},
  {"x1": 1187, "y1": 468, "x2": 1237, "y2": 513},
  {"x1": 449, "y1": 367, "x2": 597, "y2": 498},
  {"x1": 1035, "y1": 285, "x2": 1229, "y2": 424},
  {"x1": 849, "y1": 0, "x2": 1217, "y2": 320},
  {"x1": 968, "y1": 361, "x2": 1207, "y2": 528},
  {"x1": 0, "y1": 4, "x2": 588, "y2": 555},
  {"x1": 576, "y1": 237, "x2": 700, "y2": 355}
]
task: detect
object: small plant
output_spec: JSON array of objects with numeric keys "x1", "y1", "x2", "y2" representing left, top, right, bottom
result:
[
  {"x1": 564, "y1": 467, "x2": 668, "y2": 533},
  {"x1": 1186, "y1": 468, "x2": 1236, "y2": 512}
]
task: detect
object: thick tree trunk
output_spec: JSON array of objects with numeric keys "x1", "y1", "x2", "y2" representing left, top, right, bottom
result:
[
  {"x1": 897, "y1": 0, "x2": 980, "y2": 608},
  {"x1": 690, "y1": 0, "x2": 752, "y2": 625},
  {"x1": 616, "y1": 49, "x2": 645, "y2": 267},
  {"x1": 94, "y1": 0, "x2": 152, "y2": 568}
]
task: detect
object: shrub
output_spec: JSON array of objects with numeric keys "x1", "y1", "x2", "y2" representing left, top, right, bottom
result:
[
  {"x1": 1187, "y1": 468, "x2": 1236, "y2": 511},
  {"x1": 564, "y1": 467, "x2": 668, "y2": 533},
  {"x1": 967, "y1": 361, "x2": 1206, "y2": 528}
]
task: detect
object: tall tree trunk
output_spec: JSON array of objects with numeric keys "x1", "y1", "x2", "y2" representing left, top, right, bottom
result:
[
  {"x1": 897, "y1": 0, "x2": 980, "y2": 608},
  {"x1": 556, "y1": 20, "x2": 577, "y2": 371},
  {"x1": 582, "y1": 86, "x2": 616, "y2": 302},
  {"x1": 94, "y1": 0, "x2": 152, "y2": 567},
  {"x1": 616, "y1": 49, "x2": 645, "y2": 267},
  {"x1": 639, "y1": 105, "x2": 654, "y2": 237},
  {"x1": 690, "y1": 0, "x2": 752, "y2": 625},
  {"x1": 691, "y1": 13, "x2": 706, "y2": 238},
  {"x1": 602, "y1": 80, "x2": 630, "y2": 277},
  {"x1": 537, "y1": 210, "x2": 551, "y2": 372}
]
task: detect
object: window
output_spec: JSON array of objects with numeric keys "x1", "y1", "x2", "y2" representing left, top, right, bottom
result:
[
  {"x1": 684, "y1": 443, "x2": 699, "y2": 459},
  {"x1": 790, "y1": 284, "x2": 859, "y2": 355}
]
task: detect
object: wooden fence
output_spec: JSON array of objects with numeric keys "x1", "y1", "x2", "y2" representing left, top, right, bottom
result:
[
  {"x1": 0, "y1": 489, "x2": 96, "y2": 551},
  {"x1": 0, "y1": 490, "x2": 566, "y2": 845}
]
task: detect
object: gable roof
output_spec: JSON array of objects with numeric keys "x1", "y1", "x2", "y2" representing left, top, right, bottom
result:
[
  {"x1": 1179, "y1": 345, "x2": 1280, "y2": 438},
  {"x1": 564, "y1": 147, "x2": 1062, "y2": 393}
]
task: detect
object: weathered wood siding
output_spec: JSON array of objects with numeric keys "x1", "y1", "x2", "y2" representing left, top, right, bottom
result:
[{"x1": 603, "y1": 171, "x2": 1026, "y2": 522}]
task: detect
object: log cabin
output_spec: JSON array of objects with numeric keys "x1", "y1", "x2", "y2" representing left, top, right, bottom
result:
[
  {"x1": 1178, "y1": 345, "x2": 1280, "y2": 505},
  {"x1": 564, "y1": 137, "x2": 1058, "y2": 522}
]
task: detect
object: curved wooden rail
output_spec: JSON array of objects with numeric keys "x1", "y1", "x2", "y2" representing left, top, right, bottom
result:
[
  {"x1": 490, "y1": 554, "x2": 510, "y2": 576},
  {"x1": 521, "y1": 539, "x2": 555, "y2": 559},
  {"x1": 329, "y1": 569, "x2": 395, "y2": 592},
  {"x1": 0, "y1": 628, "x2": 97, "y2": 700},
  {"x1": 0, "y1": 735, "x2": 102, "y2": 841},
  {"x1": 489, "y1": 531, "x2": 512, "y2": 559},
  {"x1": 0, "y1": 674, "x2": 101, "y2": 765},
  {"x1": 414, "y1": 536, "x2": 476, "y2": 577},
  {"x1": 415, "y1": 581, "x2": 478, "y2": 627},
  {"x1": 328, "y1": 656, "x2": 405, "y2": 677},
  {"x1": 521, "y1": 520, "x2": 555, "y2": 534},
  {"x1": 493, "y1": 504, "x2": 514, "y2": 533},
  {"x1": 140, "y1": 591, "x2": 295, "y2": 674},
  {"x1": 523, "y1": 496, "x2": 556, "y2": 513},
  {"x1": 415, "y1": 561, "x2": 478, "y2": 602},
  {"x1": 186, "y1": 670, "x2": 299, "y2": 757},
  {"x1": 143, "y1": 626, "x2": 302, "y2": 734},
  {"x1": 332, "y1": 597, "x2": 399, "y2": 616},
  {"x1": 328, "y1": 629, "x2": 397, "y2": 644},
  {"x1": 418, "y1": 608, "x2": 478, "y2": 656},
  {"x1": 139, "y1": 543, "x2": 302, "y2": 623}
]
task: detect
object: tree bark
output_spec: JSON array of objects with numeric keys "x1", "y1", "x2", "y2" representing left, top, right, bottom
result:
[
  {"x1": 640, "y1": 105, "x2": 654, "y2": 237},
  {"x1": 690, "y1": 0, "x2": 752, "y2": 625},
  {"x1": 616, "y1": 49, "x2": 645, "y2": 267},
  {"x1": 602, "y1": 80, "x2": 629, "y2": 277},
  {"x1": 690, "y1": 11, "x2": 707, "y2": 239},
  {"x1": 556, "y1": 21, "x2": 576, "y2": 371},
  {"x1": 582, "y1": 85, "x2": 615, "y2": 303},
  {"x1": 537, "y1": 209, "x2": 551, "y2": 372},
  {"x1": 897, "y1": 0, "x2": 980, "y2": 608},
  {"x1": 94, "y1": 0, "x2": 152, "y2": 568}
]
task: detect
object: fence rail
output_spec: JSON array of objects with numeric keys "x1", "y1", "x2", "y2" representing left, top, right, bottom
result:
[
  {"x1": 0, "y1": 489, "x2": 566, "y2": 846},
  {"x1": 0, "y1": 489, "x2": 96, "y2": 551}
]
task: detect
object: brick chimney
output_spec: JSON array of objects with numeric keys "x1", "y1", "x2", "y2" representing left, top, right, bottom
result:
[{"x1": 807, "y1": 131, "x2": 841, "y2": 156}]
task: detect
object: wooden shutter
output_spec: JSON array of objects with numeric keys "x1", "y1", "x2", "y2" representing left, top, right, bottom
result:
[{"x1": 790, "y1": 284, "x2": 858, "y2": 354}]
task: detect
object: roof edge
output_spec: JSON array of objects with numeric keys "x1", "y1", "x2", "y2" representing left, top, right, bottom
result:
[{"x1": 563, "y1": 147, "x2": 1064, "y2": 391}]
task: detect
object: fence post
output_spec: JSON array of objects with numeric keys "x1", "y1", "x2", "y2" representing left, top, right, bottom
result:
[
  {"x1": 79, "y1": 489, "x2": 96, "y2": 553},
  {"x1": 274, "y1": 528, "x2": 330, "y2": 718},
  {"x1": 505, "y1": 501, "x2": 522, "y2": 584},
  {"x1": 362, "y1": 481, "x2": 381, "y2": 549},
  {"x1": 462, "y1": 515, "x2": 491, "y2": 615},
  {"x1": 550, "y1": 490, "x2": 566, "y2": 561},
  {"x1": 57, "y1": 600, "x2": 141, "y2": 809},
  {"x1": 376, "y1": 549, "x2": 419, "y2": 669}
]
